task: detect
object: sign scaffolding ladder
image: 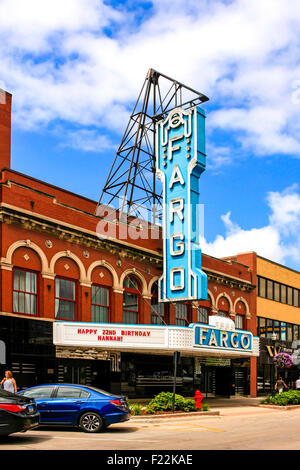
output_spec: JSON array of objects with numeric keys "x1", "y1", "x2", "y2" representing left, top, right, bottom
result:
[{"x1": 97, "y1": 68, "x2": 209, "y2": 224}]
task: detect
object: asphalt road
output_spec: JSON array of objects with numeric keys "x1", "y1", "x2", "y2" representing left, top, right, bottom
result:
[{"x1": 1, "y1": 406, "x2": 300, "y2": 451}]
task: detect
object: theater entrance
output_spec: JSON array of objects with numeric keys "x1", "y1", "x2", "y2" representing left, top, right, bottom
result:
[{"x1": 56, "y1": 359, "x2": 111, "y2": 391}]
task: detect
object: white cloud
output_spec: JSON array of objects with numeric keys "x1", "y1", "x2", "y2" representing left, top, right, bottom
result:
[
  {"x1": 201, "y1": 185, "x2": 300, "y2": 268},
  {"x1": 1, "y1": 0, "x2": 300, "y2": 158},
  {"x1": 61, "y1": 129, "x2": 116, "y2": 153}
]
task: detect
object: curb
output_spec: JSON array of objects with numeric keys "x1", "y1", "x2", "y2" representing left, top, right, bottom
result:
[
  {"x1": 130, "y1": 411, "x2": 220, "y2": 420},
  {"x1": 258, "y1": 404, "x2": 300, "y2": 411}
]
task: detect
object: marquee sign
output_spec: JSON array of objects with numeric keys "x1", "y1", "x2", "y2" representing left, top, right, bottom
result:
[
  {"x1": 156, "y1": 106, "x2": 207, "y2": 302},
  {"x1": 194, "y1": 325, "x2": 253, "y2": 353},
  {"x1": 53, "y1": 322, "x2": 169, "y2": 350},
  {"x1": 53, "y1": 321, "x2": 259, "y2": 357}
]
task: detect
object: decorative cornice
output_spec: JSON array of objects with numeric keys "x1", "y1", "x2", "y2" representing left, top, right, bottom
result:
[
  {"x1": 0, "y1": 206, "x2": 162, "y2": 268},
  {"x1": 0, "y1": 206, "x2": 256, "y2": 292}
]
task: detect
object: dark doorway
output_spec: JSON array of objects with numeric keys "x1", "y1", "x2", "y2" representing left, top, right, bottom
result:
[
  {"x1": 56, "y1": 359, "x2": 111, "y2": 391},
  {"x1": 91, "y1": 360, "x2": 111, "y2": 391},
  {"x1": 215, "y1": 367, "x2": 231, "y2": 397}
]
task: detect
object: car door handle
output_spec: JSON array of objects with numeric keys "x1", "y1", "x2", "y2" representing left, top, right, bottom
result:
[{"x1": 75, "y1": 401, "x2": 84, "y2": 404}]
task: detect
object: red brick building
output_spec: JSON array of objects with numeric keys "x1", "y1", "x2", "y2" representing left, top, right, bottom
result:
[{"x1": 0, "y1": 90, "x2": 258, "y2": 397}]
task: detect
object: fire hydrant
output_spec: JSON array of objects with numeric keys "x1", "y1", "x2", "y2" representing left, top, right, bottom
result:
[{"x1": 194, "y1": 390, "x2": 203, "y2": 409}]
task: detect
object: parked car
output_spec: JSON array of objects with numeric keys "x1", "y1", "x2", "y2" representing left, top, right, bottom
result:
[
  {"x1": 0, "y1": 389, "x2": 40, "y2": 436},
  {"x1": 18, "y1": 384, "x2": 130, "y2": 433}
]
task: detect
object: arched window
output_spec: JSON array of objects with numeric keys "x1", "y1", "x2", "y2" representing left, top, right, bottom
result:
[
  {"x1": 235, "y1": 314, "x2": 244, "y2": 330},
  {"x1": 175, "y1": 302, "x2": 191, "y2": 326},
  {"x1": 197, "y1": 306, "x2": 209, "y2": 324},
  {"x1": 218, "y1": 310, "x2": 229, "y2": 318},
  {"x1": 90, "y1": 266, "x2": 113, "y2": 323},
  {"x1": 123, "y1": 276, "x2": 140, "y2": 324},
  {"x1": 55, "y1": 277, "x2": 77, "y2": 321},
  {"x1": 13, "y1": 268, "x2": 38, "y2": 316},
  {"x1": 217, "y1": 296, "x2": 230, "y2": 318},
  {"x1": 91, "y1": 285, "x2": 110, "y2": 323},
  {"x1": 151, "y1": 282, "x2": 168, "y2": 325}
]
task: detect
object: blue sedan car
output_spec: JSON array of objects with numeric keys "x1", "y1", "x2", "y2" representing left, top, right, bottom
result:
[{"x1": 18, "y1": 384, "x2": 130, "y2": 433}]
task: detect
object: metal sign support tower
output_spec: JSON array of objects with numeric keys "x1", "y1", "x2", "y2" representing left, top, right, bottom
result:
[{"x1": 98, "y1": 68, "x2": 209, "y2": 224}]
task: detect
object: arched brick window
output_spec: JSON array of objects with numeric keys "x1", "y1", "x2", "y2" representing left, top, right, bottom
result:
[
  {"x1": 123, "y1": 275, "x2": 140, "y2": 324},
  {"x1": 217, "y1": 296, "x2": 230, "y2": 317},
  {"x1": 55, "y1": 277, "x2": 77, "y2": 321},
  {"x1": 175, "y1": 302, "x2": 191, "y2": 326},
  {"x1": 12, "y1": 247, "x2": 42, "y2": 317},
  {"x1": 54, "y1": 257, "x2": 79, "y2": 321},
  {"x1": 151, "y1": 282, "x2": 168, "y2": 325},
  {"x1": 235, "y1": 300, "x2": 246, "y2": 329},
  {"x1": 90, "y1": 266, "x2": 113, "y2": 323},
  {"x1": 13, "y1": 268, "x2": 38, "y2": 316}
]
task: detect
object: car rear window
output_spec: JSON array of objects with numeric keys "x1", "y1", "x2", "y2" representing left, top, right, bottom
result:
[
  {"x1": 82, "y1": 386, "x2": 116, "y2": 397},
  {"x1": 56, "y1": 387, "x2": 90, "y2": 399},
  {"x1": 20, "y1": 386, "x2": 55, "y2": 399}
]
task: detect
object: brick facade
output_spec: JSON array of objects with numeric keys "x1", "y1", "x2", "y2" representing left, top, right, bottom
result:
[{"x1": 0, "y1": 92, "x2": 257, "y2": 397}]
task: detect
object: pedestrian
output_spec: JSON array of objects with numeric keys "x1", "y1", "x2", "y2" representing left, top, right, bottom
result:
[
  {"x1": 275, "y1": 376, "x2": 288, "y2": 394},
  {"x1": 296, "y1": 376, "x2": 300, "y2": 391},
  {"x1": 0, "y1": 370, "x2": 17, "y2": 393}
]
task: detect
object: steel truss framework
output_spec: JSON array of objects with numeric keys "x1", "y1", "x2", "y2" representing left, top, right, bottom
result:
[{"x1": 98, "y1": 68, "x2": 209, "y2": 224}]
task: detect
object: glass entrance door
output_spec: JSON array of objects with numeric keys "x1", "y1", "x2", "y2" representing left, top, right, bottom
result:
[{"x1": 57, "y1": 360, "x2": 92, "y2": 385}]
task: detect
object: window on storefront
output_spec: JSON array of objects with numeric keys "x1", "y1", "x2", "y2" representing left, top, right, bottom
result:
[
  {"x1": 258, "y1": 317, "x2": 266, "y2": 337},
  {"x1": 293, "y1": 325, "x2": 299, "y2": 341},
  {"x1": 287, "y1": 287, "x2": 293, "y2": 306},
  {"x1": 258, "y1": 276, "x2": 300, "y2": 308},
  {"x1": 281, "y1": 285, "x2": 287, "y2": 303},
  {"x1": 266, "y1": 280, "x2": 273, "y2": 300},
  {"x1": 175, "y1": 303, "x2": 190, "y2": 326},
  {"x1": 55, "y1": 277, "x2": 76, "y2": 321},
  {"x1": 235, "y1": 314, "x2": 244, "y2": 330},
  {"x1": 197, "y1": 307, "x2": 208, "y2": 324},
  {"x1": 274, "y1": 282, "x2": 280, "y2": 302},
  {"x1": 287, "y1": 323, "x2": 293, "y2": 342},
  {"x1": 273, "y1": 320, "x2": 280, "y2": 339},
  {"x1": 293, "y1": 289, "x2": 299, "y2": 308},
  {"x1": 123, "y1": 276, "x2": 140, "y2": 324},
  {"x1": 151, "y1": 283, "x2": 167, "y2": 325},
  {"x1": 91, "y1": 285, "x2": 110, "y2": 322},
  {"x1": 266, "y1": 319, "x2": 274, "y2": 338},
  {"x1": 258, "y1": 277, "x2": 266, "y2": 298},
  {"x1": 257, "y1": 317, "x2": 300, "y2": 341},
  {"x1": 280, "y1": 322, "x2": 286, "y2": 340},
  {"x1": 13, "y1": 269, "x2": 37, "y2": 315}
]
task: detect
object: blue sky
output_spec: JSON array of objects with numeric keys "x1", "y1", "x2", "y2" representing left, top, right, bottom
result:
[{"x1": 1, "y1": 0, "x2": 300, "y2": 270}]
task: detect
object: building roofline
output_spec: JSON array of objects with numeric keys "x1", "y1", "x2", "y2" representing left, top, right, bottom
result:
[
  {"x1": 257, "y1": 254, "x2": 300, "y2": 276},
  {"x1": 0, "y1": 167, "x2": 98, "y2": 205}
]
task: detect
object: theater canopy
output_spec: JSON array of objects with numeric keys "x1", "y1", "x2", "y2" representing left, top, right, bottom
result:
[{"x1": 53, "y1": 319, "x2": 259, "y2": 358}]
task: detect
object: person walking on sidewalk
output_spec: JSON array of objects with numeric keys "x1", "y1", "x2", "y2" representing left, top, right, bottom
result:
[
  {"x1": 0, "y1": 370, "x2": 17, "y2": 393},
  {"x1": 275, "y1": 377, "x2": 288, "y2": 394}
]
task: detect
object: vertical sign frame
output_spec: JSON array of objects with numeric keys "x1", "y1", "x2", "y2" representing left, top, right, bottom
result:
[{"x1": 156, "y1": 106, "x2": 207, "y2": 302}]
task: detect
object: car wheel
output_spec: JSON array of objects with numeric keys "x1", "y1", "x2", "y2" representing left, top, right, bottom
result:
[{"x1": 79, "y1": 412, "x2": 104, "y2": 433}]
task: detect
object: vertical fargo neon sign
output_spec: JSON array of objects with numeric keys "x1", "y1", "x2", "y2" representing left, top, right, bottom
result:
[{"x1": 156, "y1": 106, "x2": 207, "y2": 302}]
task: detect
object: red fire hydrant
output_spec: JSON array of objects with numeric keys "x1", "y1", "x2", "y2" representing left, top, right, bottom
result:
[{"x1": 194, "y1": 390, "x2": 203, "y2": 410}]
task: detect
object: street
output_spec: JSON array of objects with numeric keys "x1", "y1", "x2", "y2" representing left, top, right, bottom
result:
[{"x1": 1, "y1": 405, "x2": 300, "y2": 450}]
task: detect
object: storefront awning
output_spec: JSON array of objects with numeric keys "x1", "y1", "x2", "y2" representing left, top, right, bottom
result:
[{"x1": 53, "y1": 321, "x2": 260, "y2": 359}]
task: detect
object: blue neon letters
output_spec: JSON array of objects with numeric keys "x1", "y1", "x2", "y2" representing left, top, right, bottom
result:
[
  {"x1": 156, "y1": 106, "x2": 207, "y2": 302},
  {"x1": 194, "y1": 325, "x2": 253, "y2": 352}
]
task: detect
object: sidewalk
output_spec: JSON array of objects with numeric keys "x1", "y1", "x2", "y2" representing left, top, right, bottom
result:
[
  {"x1": 203, "y1": 396, "x2": 262, "y2": 408},
  {"x1": 129, "y1": 396, "x2": 263, "y2": 422},
  {"x1": 131, "y1": 395, "x2": 262, "y2": 408}
]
